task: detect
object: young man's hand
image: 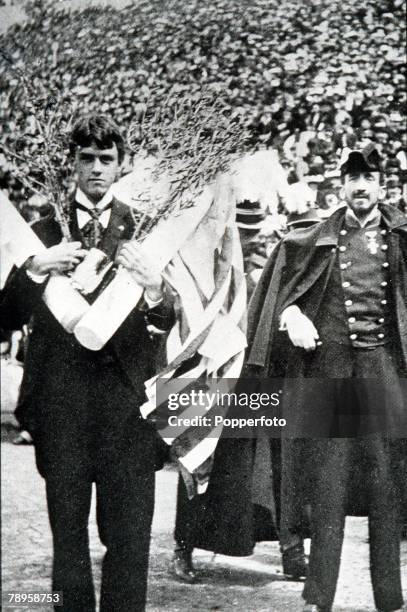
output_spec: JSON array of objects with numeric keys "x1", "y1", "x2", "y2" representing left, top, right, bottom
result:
[
  {"x1": 28, "y1": 242, "x2": 87, "y2": 275},
  {"x1": 117, "y1": 242, "x2": 163, "y2": 301},
  {"x1": 280, "y1": 305, "x2": 320, "y2": 351}
]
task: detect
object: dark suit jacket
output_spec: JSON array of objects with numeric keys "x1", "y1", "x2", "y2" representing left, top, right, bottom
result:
[{"x1": 1, "y1": 198, "x2": 174, "y2": 477}]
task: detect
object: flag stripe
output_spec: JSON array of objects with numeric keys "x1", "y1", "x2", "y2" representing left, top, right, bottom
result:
[
  {"x1": 141, "y1": 182, "x2": 247, "y2": 492},
  {"x1": 179, "y1": 424, "x2": 223, "y2": 473}
]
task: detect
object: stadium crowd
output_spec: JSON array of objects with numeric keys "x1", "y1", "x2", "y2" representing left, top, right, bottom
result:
[
  {"x1": 1, "y1": 3, "x2": 406, "y2": 610},
  {"x1": 0, "y1": 0, "x2": 406, "y2": 219}
]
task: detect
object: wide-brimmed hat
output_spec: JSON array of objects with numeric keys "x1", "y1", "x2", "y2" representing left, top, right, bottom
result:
[
  {"x1": 287, "y1": 209, "x2": 322, "y2": 229},
  {"x1": 236, "y1": 200, "x2": 265, "y2": 230}
]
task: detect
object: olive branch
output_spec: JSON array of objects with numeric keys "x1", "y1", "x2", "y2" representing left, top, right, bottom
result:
[
  {"x1": 126, "y1": 90, "x2": 250, "y2": 240},
  {"x1": 0, "y1": 48, "x2": 77, "y2": 239}
]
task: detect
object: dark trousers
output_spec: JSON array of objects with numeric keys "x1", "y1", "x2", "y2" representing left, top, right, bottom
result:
[
  {"x1": 302, "y1": 438, "x2": 403, "y2": 611},
  {"x1": 31, "y1": 351, "x2": 159, "y2": 612},
  {"x1": 287, "y1": 344, "x2": 406, "y2": 611},
  {"x1": 174, "y1": 476, "x2": 205, "y2": 553},
  {"x1": 46, "y1": 465, "x2": 155, "y2": 612},
  {"x1": 278, "y1": 439, "x2": 310, "y2": 552}
]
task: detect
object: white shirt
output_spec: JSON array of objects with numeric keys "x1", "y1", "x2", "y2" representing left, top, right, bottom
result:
[
  {"x1": 28, "y1": 188, "x2": 163, "y2": 307},
  {"x1": 75, "y1": 188, "x2": 113, "y2": 230},
  {"x1": 75, "y1": 188, "x2": 162, "y2": 307}
]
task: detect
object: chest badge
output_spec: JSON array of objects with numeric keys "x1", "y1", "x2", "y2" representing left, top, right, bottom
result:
[{"x1": 365, "y1": 230, "x2": 379, "y2": 255}]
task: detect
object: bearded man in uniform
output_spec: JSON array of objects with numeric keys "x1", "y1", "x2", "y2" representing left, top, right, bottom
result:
[{"x1": 247, "y1": 143, "x2": 406, "y2": 612}]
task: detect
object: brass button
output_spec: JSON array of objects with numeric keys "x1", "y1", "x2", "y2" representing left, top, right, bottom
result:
[
  {"x1": 381, "y1": 245, "x2": 388, "y2": 251},
  {"x1": 381, "y1": 281, "x2": 388, "y2": 287},
  {"x1": 381, "y1": 299, "x2": 387, "y2": 305},
  {"x1": 348, "y1": 317, "x2": 356, "y2": 323},
  {"x1": 340, "y1": 229, "x2": 347, "y2": 236},
  {"x1": 378, "y1": 333, "x2": 385, "y2": 339},
  {"x1": 340, "y1": 263, "x2": 348, "y2": 270},
  {"x1": 342, "y1": 281, "x2": 351, "y2": 288},
  {"x1": 382, "y1": 262, "x2": 389, "y2": 268},
  {"x1": 350, "y1": 333, "x2": 358, "y2": 340},
  {"x1": 345, "y1": 299, "x2": 353, "y2": 307},
  {"x1": 339, "y1": 245, "x2": 347, "y2": 252},
  {"x1": 379, "y1": 318, "x2": 385, "y2": 323}
]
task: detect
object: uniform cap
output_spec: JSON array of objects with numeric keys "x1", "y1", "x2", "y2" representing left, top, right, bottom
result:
[{"x1": 339, "y1": 143, "x2": 382, "y2": 175}]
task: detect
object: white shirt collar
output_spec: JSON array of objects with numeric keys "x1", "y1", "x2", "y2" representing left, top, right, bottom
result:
[
  {"x1": 345, "y1": 205, "x2": 381, "y2": 229},
  {"x1": 75, "y1": 187, "x2": 113, "y2": 210},
  {"x1": 75, "y1": 188, "x2": 113, "y2": 230}
]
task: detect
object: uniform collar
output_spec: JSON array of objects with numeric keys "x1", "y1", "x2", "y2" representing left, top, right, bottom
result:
[
  {"x1": 315, "y1": 203, "x2": 407, "y2": 248},
  {"x1": 379, "y1": 202, "x2": 407, "y2": 232},
  {"x1": 345, "y1": 206, "x2": 381, "y2": 229}
]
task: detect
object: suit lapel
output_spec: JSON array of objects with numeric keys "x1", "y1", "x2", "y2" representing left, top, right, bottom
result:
[
  {"x1": 69, "y1": 202, "x2": 82, "y2": 243},
  {"x1": 68, "y1": 196, "x2": 135, "y2": 258},
  {"x1": 99, "y1": 198, "x2": 135, "y2": 260}
]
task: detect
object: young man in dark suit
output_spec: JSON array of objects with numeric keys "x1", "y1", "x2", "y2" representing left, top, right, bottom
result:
[{"x1": 1, "y1": 114, "x2": 173, "y2": 611}]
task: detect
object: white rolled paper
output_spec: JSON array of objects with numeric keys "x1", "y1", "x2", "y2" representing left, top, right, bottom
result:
[
  {"x1": 73, "y1": 183, "x2": 215, "y2": 350},
  {"x1": 73, "y1": 267, "x2": 144, "y2": 350},
  {"x1": 1, "y1": 192, "x2": 46, "y2": 287},
  {"x1": 1, "y1": 193, "x2": 89, "y2": 332},
  {"x1": 42, "y1": 274, "x2": 90, "y2": 333}
]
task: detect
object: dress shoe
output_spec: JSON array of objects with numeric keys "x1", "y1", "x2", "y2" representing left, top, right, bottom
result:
[
  {"x1": 282, "y1": 544, "x2": 308, "y2": 579},
  {"x1": 303, "y1": 604, "x2": 332, "y2": 612},
  {"x1": 170, "y1": 550, "x2": 197, "y2": 583}
]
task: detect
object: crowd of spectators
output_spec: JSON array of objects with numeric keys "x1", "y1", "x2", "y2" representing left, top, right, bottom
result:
[{"x1": 0, "y1": 0, "x2": 406, "y2": 218}]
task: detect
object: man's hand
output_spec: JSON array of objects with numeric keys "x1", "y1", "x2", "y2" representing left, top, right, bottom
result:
[
  {"x1": 28, "y1": 242, "x2": 87, "y2": 275},
  {"x1": 117, "y1": 242, "x2": 163, "y2": 301},
  {"x1": 280, "y1": 304, "x2": 320, "y2": 351}
]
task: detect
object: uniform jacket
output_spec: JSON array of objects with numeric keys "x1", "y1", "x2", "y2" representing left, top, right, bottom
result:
[
  {"x1": 245, "y1": 202, "x2": 407, "y2": 518},
  {"x1": 172, "y1": 205, "x2": 407, "y2": 556},
  {"x1": 246, "y1": 203, "x2": 407, "y2": 377}
]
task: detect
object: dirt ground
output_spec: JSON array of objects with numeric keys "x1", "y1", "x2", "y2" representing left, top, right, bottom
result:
[{"x1": 2, "y1": 429, "x2": 406, "y2": 612}]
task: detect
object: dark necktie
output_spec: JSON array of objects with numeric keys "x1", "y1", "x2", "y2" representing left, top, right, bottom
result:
[{"x1": 75, "y1": 201, "x2": 112, "y2": 249}]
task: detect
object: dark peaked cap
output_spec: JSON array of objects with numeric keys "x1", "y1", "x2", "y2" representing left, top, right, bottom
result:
[{"x1": 339, "y1": 142, "x2": 382, "y2": 175}]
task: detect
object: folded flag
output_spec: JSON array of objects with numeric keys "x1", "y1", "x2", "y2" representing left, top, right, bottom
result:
[{"x1": 139, "y1": 172, "x2": 247, "y2": 495}]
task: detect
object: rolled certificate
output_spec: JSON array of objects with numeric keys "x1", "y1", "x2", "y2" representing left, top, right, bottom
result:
[
  {"x1": 74, "y1": 267, "x2": 143, "y2": 350},
  {"x1": 73, "y1": 183, "x2": 214, "y2": 350},
  {"x1": 42, "y1": 274, "x2": 90, "y2": 333}
]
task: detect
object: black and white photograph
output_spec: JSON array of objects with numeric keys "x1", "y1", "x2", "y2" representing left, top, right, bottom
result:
[{"x1": 1, "y1": 1, "x2": 406, "y2": 611}]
